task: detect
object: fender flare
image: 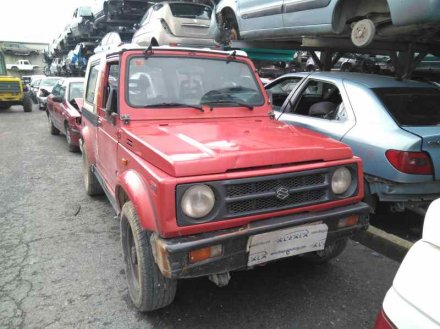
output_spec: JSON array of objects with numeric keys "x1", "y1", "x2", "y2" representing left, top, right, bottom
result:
[{"x1": 116, "y1": 170, "x2": 158, "y2": 232}]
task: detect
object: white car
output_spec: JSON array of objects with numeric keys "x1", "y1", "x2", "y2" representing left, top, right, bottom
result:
[
  {"x1": 94, "y1": 32, "x2": 131, "y2": 53},
  {"x1": 375, "y1": 199, "x2": 440, "y2": 329},
  {"x1": 37, "y1": 77, "x2": 62, "y2": 110},
  {"x1": 132, "y1": 2, "x2": 216, "y2": 48}
]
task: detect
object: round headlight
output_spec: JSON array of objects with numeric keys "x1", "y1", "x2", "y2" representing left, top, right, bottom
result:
[
  {"x1": 331, "y1": 167, "x2": 352, "y2": 195},
  {"x1": 181, "y1": 184, "x2": 215, "y2": 219}
]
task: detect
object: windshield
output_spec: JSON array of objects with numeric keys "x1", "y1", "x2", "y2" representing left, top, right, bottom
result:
[
  {"x1": 127, "y1": 56, "x2": 264, "y2": 108},
  {"x1": 69, "y1": 82, "x2": 84, "y2": 100},
  {"x1": 41, "y1": 79, "x2": 60, "y2": 88},
  {"x1": 169, "y1": 3, "x2": 212, "y2": 19},
  {"x1": 374, "y1": 87, "x2": 440, "y2": 126}
]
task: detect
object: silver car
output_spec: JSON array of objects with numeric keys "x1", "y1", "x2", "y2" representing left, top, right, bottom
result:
[
  {"x1": 266, "y1": 72, "x2": 440, "y2": 214},
  {"x1": 37, "y1": 77, "x2": 62, "y2": 110},
  {"x1": 215, "y1": 0, "x2": 440, "y2": 47},
  {"x1": 132, "y1": 2, "x2": 216, "y2": 48}
]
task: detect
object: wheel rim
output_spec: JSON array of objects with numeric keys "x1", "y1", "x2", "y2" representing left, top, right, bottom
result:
[{"x1": 230, "y1": 27, "x2": 238, "y2": 41}]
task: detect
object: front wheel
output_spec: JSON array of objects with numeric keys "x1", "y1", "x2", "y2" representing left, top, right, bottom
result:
[
  {"x1": 82, "y1": 150, "x2": 104, "y2": 196},
  {"x1": 23, "y1": 94, "x2": 33, "y2": 112},
  {"x1": 121, "y1": 202, "x2": 177, "y2": 312},
  {"x1": 302, "y1": 238, "x2": 348, "y2": 263}
]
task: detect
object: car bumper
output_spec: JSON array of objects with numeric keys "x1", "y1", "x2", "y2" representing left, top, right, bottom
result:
[
  {"x1": 150, "y1": 202, "x2": 370, "y2": 279},
  {"x1": 158, "y1": 34, "x2": 217, "y2": 48},
  {"x1": 37, "y1": 97, "x2": 47, "y2": 106},
  {"x1": 369, "y1": 178, "x2": 440, "y2": 203},
  {"x1": 0, "y1": 94, "x2": 22, "y2": 103},
  {"x1": 68, "y1": 126, "x2": 81, "y2": 147}
]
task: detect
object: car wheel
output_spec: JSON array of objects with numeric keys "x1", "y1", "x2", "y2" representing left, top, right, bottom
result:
[
  {"x1": 351, "y1": 19, "x2": 376, "y2": 48},
  {"x1": 302, "y1": 238, "x2": 348, "y2": 263},
  {"x1": 82, "y1": 149, "x2": 104, "y2": 196},
  {"x1": 341, "y1": 63, "x2": 352, "y2": 72},
  {"x1": 65, "y1": 124, "x2": 80, "y2": 153},
  {"x1": 0, "y1": 103, "x2": 11, "y2": 110},
  {"x1": 23, "y1": 94, "x2": 32, "y2": 112},
  {"x1": 120, "y1": 201, "x2": 177, "y2": 311},
  {"x1": 48, "y1": 114, "x2": 59, "y2": 135}
]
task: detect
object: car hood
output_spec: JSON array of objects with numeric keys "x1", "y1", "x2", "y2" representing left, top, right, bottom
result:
[{"x1": 121, "y1": 118, "x2": 353, "y2": 177}]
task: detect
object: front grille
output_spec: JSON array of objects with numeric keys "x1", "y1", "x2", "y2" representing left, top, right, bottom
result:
[
  {"x1": 228, "y1": 189, "x2": 327, "y2": 215},
  {"x1": 224, "y1": 172, "x2": 329, "y2": 217},
  {"x1": 0, "y1": 81, "x2": 21, "y2": 94}
]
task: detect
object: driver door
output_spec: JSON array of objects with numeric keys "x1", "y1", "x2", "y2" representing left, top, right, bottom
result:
[{"x1": 96, "y1": 62, "x2": 120, "y2": 193}]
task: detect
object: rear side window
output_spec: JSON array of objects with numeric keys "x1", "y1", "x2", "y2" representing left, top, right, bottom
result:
[
  {"x1": 374, "y1": 87, "x2": 440, "y2": 126},
  {"x1": 169, "y1": 3, "x2": 212, "y2": 19},
  {"x1": 85, "y1": 65, "x2": 99, "y2": 105}
]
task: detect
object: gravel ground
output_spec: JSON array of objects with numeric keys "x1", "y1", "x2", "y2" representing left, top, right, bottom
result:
[{"x1": 1, "y1": 105, "x2": 400, "y2": 329}]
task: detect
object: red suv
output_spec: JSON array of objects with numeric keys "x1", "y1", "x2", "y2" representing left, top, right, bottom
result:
[{"x1": 80, "y1": 46, "x2": 370, "y2": 311}]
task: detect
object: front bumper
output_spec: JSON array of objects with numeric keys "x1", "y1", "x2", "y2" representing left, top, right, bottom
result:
[
  {"x1": 151, "y1": 202, "x2": 370, "y2": 279},
  {"x1": 158, "y1": 34, "x2": 217, "y2": 48}
]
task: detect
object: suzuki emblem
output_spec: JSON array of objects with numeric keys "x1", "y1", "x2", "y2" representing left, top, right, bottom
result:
[{"x1": 275, "y1": 186, "x2": 289, "y2": 200}]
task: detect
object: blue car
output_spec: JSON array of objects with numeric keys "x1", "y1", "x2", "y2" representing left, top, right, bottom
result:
[
  {"x1": 215, "y1": 0, "x2": 440, "y2": 47},
  {"x1": 266, "y1": 72, "x2": 440, "y2": 214}
]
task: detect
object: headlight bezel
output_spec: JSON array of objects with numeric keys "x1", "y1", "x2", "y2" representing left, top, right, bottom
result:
[
  {"x1": 180, "y1": 184, "x2": 216, "y2": 219},
  {"x1": 329, "y1": 165, "x2": 358, "y2": 198}
]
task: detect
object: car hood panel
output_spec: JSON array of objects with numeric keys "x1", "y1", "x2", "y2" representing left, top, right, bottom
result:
[{"x1": 122, "y1": 119, "x2": 353, "y2": 177}]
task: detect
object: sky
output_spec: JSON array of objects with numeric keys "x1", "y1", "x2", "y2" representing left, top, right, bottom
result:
[{"x1": 0, "y1": 0, "x2": 94, "y2": 44}]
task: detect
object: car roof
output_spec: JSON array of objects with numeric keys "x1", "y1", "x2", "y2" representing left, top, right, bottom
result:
[{"x1": 307, "y1": 71, "x2": 436, "y2": 89}]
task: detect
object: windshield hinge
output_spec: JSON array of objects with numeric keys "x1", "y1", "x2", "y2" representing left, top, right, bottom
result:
[{"x1": 120, "y1": 114, "x2": 130, "y2": 125}]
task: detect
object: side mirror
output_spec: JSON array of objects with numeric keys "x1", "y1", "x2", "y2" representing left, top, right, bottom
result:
[
  {"x1": 105, "y1": 87, "x2": 118, "y2": 116},
  {"x1": 52, "y1": 96, "x2": 63, "y2": 103}
]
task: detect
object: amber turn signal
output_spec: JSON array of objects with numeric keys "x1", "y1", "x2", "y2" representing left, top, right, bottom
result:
[
  {"x1": 189, "y1": 245, "x2": 222, "y2": 264},
  {"x1": 338, "y1": 215, "x2": 359, "y2": 228}
]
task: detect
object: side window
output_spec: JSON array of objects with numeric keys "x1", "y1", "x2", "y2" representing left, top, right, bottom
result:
[
  {"x1": 85, "y1": 65, "x2": 100, "y2": 108},
  {"x1": 267, "y1": 77, "x2": 303, "y2": 110},
  {"x1": 292, "y1": 80, "x2": 344, "y2": 121},
  {"x1": 60, "y1": 86, "x2": 66, "y2": 100},
  {"x1": 104, "y1": 63, "x2": 120, "y2": 112}
]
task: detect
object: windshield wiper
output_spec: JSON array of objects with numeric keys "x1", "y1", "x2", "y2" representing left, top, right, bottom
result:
[
  {"x1": 144, "y1": 102, "x2": 204, "y2": 112},
  {"x1": 202, "y1": 100, "x2": 254, "y2": 110}
]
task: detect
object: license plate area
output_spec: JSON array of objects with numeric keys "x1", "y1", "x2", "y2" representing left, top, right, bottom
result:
[{"x1": 247, "y1": 223, "x2": 328, "y2": 267}]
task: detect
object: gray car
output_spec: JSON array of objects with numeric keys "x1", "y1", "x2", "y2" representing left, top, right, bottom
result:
[
  {"x1": 1, "y1": 42, "x2": 39, "y2": 56},
  {"x1": 215, "y1": 0, "x2": 440, "y2": 47},
  {"x1": 132, "y1": 2, "x2": 216, "y2": 48},
  {"x1": 266, "y1": 72, "x2": 440, "y2": 214}
]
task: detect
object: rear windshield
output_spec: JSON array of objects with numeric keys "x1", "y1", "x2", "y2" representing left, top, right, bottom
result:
[
  {"x1": 169, "y1": 3, "x2": 212, "y2": 19},
  {"x1": 374, "y1": 87, "x2": 440, "y2": 126}
]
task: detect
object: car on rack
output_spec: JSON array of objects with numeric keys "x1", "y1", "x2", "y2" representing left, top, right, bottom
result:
[
  {"x1": 94, "y1": 31, "x2": 131, "y2": 53},
  {"x1": 6, "y1": 60, "x2": 39, "y2": 72},
  {"x1": 69, "y1": 6, "x2": 95, "y2": 41},
  {"x1": 267, "y1": 71, "x2": 440, "y2": 215},
  {"x1": 37, "y1": 77, "x2": 62, "y2": 110},
  {"x1": 1, "y1": 42, "x2": 39, "y2": 56},
  {"x1": 46, "y1": 77, "x2": 84, "y2": 152},
  {"x1": 132, "y1": 2, "x2": 216, "y2": 47},
  {"x1": 92, "y1": 0, "x2": 151, "y2": 26},
  {"x1": 214, "y1": 0, "x2": 440, "y2": 47},
  {"x1": 374, "y1": 198, "x2": 440, "y2": 329},
  {"x1": 80, "y1": 45, "x2": 370, "y2": 311}
]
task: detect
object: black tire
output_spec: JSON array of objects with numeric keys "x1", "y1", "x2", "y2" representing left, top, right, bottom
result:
[
  {"x1": 23, "y1": 94, "x2": 33, "y2": 112},
  {"x1": 0, "y1": 103, "x2": 11, "y2": 110},
  {"x1": 121, "y1": 201, "x2": 177, "y2": 312},
  {"x1": 302, "y1": 238, "x2": 348, "y2": 263},
  {"x1": 82, "y1": 149, "x2": 104, "y2": 196},
  {"x1": 48, "y1": 114, "x2": 59, "y2": 135},
  {"x1": 341, "y1": 64, "x2": 352, "y2": 72},
  {"x1": 65, "y1": 124, "x2": 80, "y2": 153}
]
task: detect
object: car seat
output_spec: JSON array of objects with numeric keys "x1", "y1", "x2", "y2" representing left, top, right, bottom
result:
[{"x1": 308, "y1": 101, "x2": 337, "y2": 118}]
